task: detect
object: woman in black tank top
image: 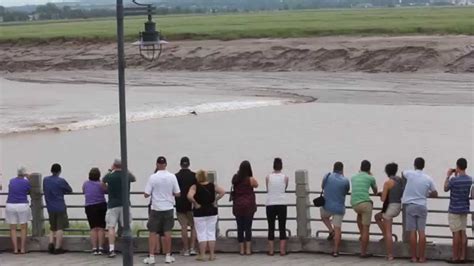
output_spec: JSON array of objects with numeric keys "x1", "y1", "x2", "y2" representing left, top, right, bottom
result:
[{"x1": 187, "y1": 170, "x2": 225, "y2": 261}]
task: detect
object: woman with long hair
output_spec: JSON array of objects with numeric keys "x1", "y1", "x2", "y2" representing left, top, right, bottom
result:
[{"x1": 232, "y1": 160, "x2": 258, "y2": 255}]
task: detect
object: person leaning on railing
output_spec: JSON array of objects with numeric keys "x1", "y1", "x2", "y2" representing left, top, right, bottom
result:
[
  {"x1": 444, "y1": 158, "x2": 472, "y2": 264},
  {"x1": 43, "y1": 163, "x2": 73, "y2": 255},
  {"x1": 82, "y1": 167, "x2": 107, "y2": 255},
  {"x1": 319, "y1": 161, "x2": 350, "y2": 258},
  {"x1": 350, "y1": 160, "x2": 378, "y2": 258},
  {"x1": 187, "y1": 169, "x2": 225, "y2": 261},
  {"x1": 102, "y1": 158, "x2": 136, "y2": 258},
  {"x1": 401, "y1": 157, "x2": 438, "y2": 263},
  {"x1": 5, "y1": 166, "x2": 32, "y2": 254},
  {"x1": 232, "y1": 160, "x2": 258, "y2": 255},
  {"x1": 374, "y1": 162, "x2": 404, "y2": 261},
  {"x1": 265, "y1": 158, "x2": 290, "y2": 256}
]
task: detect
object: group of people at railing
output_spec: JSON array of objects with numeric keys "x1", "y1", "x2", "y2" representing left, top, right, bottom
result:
[{"x1": 1, "y1": 156, "x2": 473, "y2": 264}]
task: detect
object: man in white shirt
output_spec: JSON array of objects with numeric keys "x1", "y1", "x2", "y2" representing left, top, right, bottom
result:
[
  {"x1": 144, "y1": 156, "x2": 181, "y2": 264},
  {"x1": 401, "y1": 157, "x2": 438, "y2": 263}
]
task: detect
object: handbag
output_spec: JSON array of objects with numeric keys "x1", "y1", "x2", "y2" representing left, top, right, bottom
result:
[{"x1": 313, "y1": 173, "x2": 331, "y2": 207}]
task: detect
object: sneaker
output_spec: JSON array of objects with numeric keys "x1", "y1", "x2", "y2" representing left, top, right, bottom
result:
[
  {"x1": 48, "y1": 243, "x2": 55, "y2": 254},
  {"x1": 189, "y1": 249, "x2": 197, "y2": 256},
  {"x1": 108, "y1": 250, "x2": 116, "y2": 258},
  {"x1": 165, "y1": 254, "x2": 175, "y2": 264},
  {"x1": 182, "y1": 250, "x2": 190, "y2": 256},
  {"x1": 92, "y1": 249, "x2": 99, "y2": 255},
  {"x1": 143, "y1": 256, "x2": 156, "y2": 264},
  {"x1": 97, "y1": 249, "x2": 104, "y2": 255}
]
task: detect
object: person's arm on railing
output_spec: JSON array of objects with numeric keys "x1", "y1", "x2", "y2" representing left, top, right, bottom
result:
[
  {"x1": 144, "y1": 175, "x2": 152, "y2": 199},
  {"x1": 186, "y1": 184, "x2": 200, "y2": 209},
  {"x1": 250, "y1": 177, "x2": 258, "y2": 188},
  {"x1": 63, "y1": 179, "x2": 73, "y2": 194},
  {"x1": 428, "y1": 178, "x2": 438, "y2": 198},
  {"x1": 371, "y1": 177, "x2": 378, "y2": 196}
]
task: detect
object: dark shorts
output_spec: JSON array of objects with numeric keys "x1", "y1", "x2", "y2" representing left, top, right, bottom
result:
[
  {"x1": 48, "y1": 211, "x2": 69, "y2": 231},
  {"x1": 85, "y1": 202, "x2": 107, "y2": 229},
  {"x1": 147, "y1": 209, "x2": 174, "y2": 233}
]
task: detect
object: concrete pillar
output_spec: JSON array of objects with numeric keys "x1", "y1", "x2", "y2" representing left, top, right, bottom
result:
[
  {"x1": 207, "y1": 171, "x2": 219, "y2": 237},
  {"x1": 29, "y1": 173, "x2": 45, "y2": 237},
  {"x1": 295, "y1": 170, "x2": 311, "y2": 238}
]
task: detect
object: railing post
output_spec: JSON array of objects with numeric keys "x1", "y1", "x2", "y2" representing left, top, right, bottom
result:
[
  {"x1": 295, "y1": 170, "x2": 311, "y2": 238},
  {"x1": 207, "y1": 171, "x2": 219, "y2": 237},
  {"x1": 29, "y1": 173, "x2": 45, "y2": 237},
  {"x1": 401, "y1": 204, "x2": 409, "y2": 243}
]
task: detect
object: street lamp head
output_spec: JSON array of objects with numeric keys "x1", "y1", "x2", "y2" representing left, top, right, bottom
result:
[{"x1": 133, "y1": 19, "x2": 163, "y2": 61}]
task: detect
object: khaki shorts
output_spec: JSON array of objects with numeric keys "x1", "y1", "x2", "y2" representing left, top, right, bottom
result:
[
  {"x1": 177, "y1": 211, "x2": 194, "y2": 228},
  {"x1": 320, "y1": 207, "x2": 344, "y2": 227},
  {"x1": 448, "y1": 213, "x2": 468, "y2": 232},
  {"x1": 353, "y1": 202, "x2": 373, "y2": 226},
  {"x1": 383, "y1": 203, "x2": 402, "y2": 220}
]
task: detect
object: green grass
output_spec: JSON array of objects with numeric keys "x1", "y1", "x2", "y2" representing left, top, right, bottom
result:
[{"x1": 0, "y1": 7, "x2": 473, "y2": 43}]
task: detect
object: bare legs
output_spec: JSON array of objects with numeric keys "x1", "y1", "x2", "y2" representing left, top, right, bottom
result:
[
  {"x1": 356, "y1": 214, "x2": 370, "y2": 256},
  {"x1": 148, "y1": 232, "x2": 157, "y2": 257},
  {"x1": 10, "y1": 224, "x2": 18, "y2": 253},
  {"x1": 163, "y1": 231, "x2": 172, "y2": 255},
  {"x1": 322, "y1": 216, "x2": 334, "y2": 236},
  {"x1": 451, "y1": 230, "x2": 466, "y2": 262},
  {"x1": 333, "y1": 226, "x2": 342, "y2": 255},
  {"x1": 19, "y1": 224, "x2": 27, "y2": 253},
  {"x1": 374, "y1": 212, "x2": 385, "y2": 237},
  {"x1": 409, "y1": 231, "x2": 417, "y2": 262},
  {"x1": 108, "y1": 226, "x2": 116, "y2": 251},
  {"x1": 409, "y1": 230, "x2": 426, "y2": 263},
  {"x1": 383, "y1": 219, "x2": 394, "y2": 260}
]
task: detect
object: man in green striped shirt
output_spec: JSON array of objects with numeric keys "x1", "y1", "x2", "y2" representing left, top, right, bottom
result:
[{"x1": 351, "y1": 160, "x2": 378, "y2": 258}]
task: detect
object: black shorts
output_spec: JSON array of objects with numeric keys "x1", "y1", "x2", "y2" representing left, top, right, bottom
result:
[
  {"x1": 147, "y1": 209, "x2": 174, "y2": 233},
  {"x1": 85, "y1": 202, "x2": 107, "y2": 229},
  {"x1": 48, "y1": 211, "x2": 69, "y2": 231}
]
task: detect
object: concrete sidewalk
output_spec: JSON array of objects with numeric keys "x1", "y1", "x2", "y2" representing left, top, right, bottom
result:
[{"x1": 0, "y1": 252, "x2": 453, "y2": 266}]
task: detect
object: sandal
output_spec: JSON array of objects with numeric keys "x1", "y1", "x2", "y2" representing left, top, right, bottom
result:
[
  {"x1": 360, "y1": 253, "x2": 373, "y2": 259},
  {"x1": 267, "y1": 251, "x2": 274, "y2": 256},
  {"x1": 332, "y1": 252, "x2": 339, "y2": 257}
]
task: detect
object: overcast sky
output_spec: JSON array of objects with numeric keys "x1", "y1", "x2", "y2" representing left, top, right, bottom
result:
[{"x1": 2, "y1": 0, "x2": 64, "y2": 7}]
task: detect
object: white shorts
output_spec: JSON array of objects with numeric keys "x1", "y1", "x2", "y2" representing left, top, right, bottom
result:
[
  {"x1": 194, "y1": 215, "x2": 218, "y2": 242},
  {"x1": 5, "y1": 203, "x2": 32, "y2": 225},
  {"x1": 106, "y1": 207, "x2": 132, "y2": 228}
]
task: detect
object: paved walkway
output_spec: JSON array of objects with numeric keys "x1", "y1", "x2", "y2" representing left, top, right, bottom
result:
[{"x1": 0, "y1": 252, "x2": 453, "y2": 265}]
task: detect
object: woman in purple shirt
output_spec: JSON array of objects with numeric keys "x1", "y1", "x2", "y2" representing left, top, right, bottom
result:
[
  {"x1": 82, "y1": 167, "x2": 107, "y2": 255},
  {"x1": 5, "y1": 167, "x2": 32, "y2": 254}
]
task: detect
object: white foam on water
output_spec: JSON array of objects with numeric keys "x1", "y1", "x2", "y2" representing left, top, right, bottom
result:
[{"x1": 1, "y1": 99, "x2": 287, "y2": 135}]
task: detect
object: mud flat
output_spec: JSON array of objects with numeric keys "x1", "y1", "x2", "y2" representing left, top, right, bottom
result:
[{"x1": 1, "y1": 35, "x2": 473, "y2": 73}]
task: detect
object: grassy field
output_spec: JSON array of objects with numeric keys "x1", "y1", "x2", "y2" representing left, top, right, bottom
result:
[{"x1": 0, "y1": 7, "x2": 473, "y2": 42}]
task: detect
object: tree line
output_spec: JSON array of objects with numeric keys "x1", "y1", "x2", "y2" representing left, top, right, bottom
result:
[{"x1": 1, "y1": 0, "x2": 454, "y2": 23}]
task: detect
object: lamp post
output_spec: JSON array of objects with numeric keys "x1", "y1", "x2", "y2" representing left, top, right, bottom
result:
[{"x1": 115, "y1": 1, "x2": 163, "y2": 265}]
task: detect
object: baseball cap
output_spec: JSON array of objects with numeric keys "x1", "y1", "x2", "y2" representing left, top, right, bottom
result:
[
  {"x1": 180, "y1": 156, "x2": 190, "y2": 167},
  {"x1": 156, "y1": 156, "x2": 167, "y2": 165}
]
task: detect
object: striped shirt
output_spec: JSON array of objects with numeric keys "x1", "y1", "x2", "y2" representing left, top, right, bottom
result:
[
  {"x1": 447, "y1": 175, "x2": 473, "y2": 214},
  {"x1": 350, "y1": 172, "x2": 377, "y2": 206}
]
